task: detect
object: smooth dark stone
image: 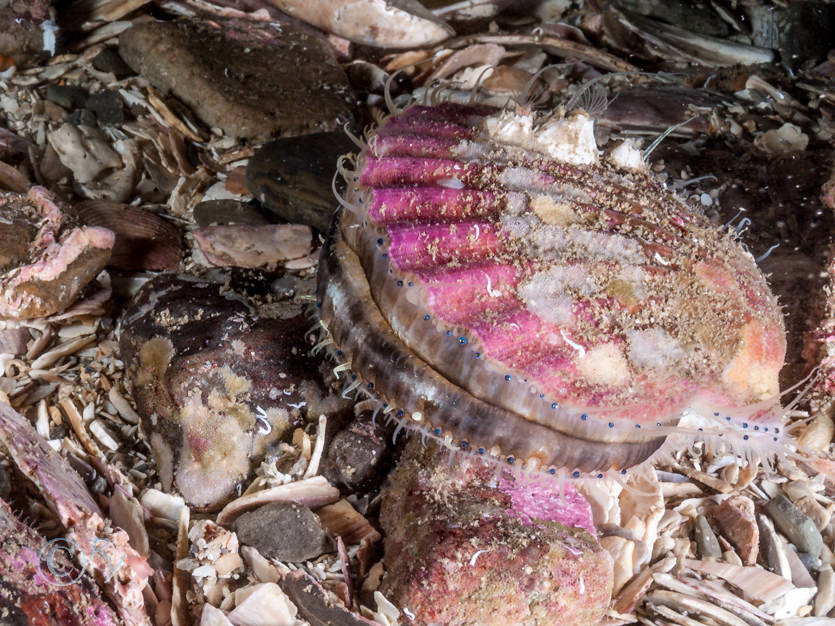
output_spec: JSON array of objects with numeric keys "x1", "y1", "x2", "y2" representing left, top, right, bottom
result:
[
  {"x1": 65, "y1": 108, "x2": 97, "y2": 127},
  {"x1": 91, "y1": 47, "x2": 134, "y2": 79},
  {"x1": 193, "y1": 199, "x2": 271, "y2": 228},
  {"x1": 614, "y1": 0, "x2": 731, "y2": 37},
  {"x1": 281, "y1": 570, "x2": 373, "y2": 625},
  {"x1": 235, "y1": 502, "x2": 334, "y2": 562},
  {"x1": 86, "y1": 89, "x2": 124, "y2": 125},
  {"x1": 0, "y1": 467, "x2": 9, "y2": 501},
  {"x1": 764, "y1": 495, "x2": 823, "y2": 557},
  {"x1": 45, "y1": 84, "x2": 88, "y2": 110},
  {"x1": 748, "y1": 2, "x2": 835, "y2": 68},
  {"x1": 321, "y1": 412, "x2": 393, "y2": 493},
  {"x1": 247, "y1": 132, "x2": 355, "y2": 233}
]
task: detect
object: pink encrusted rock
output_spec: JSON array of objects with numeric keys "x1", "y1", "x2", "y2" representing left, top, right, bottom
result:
[
  {"x1": 193, "y1": 223, "x2": 312, "y2": 270},
  {"x1": 379, "y1": 439, "x2": 612, "y2": 626},
  {"x1": 0, "y1": 187, "x2": 114, "y2": 319},
  {"x1": 711, "y1": 495, "x2": 759, "y2": 566},
  {"x1": 0, "y1": 399, "x2": 151, "y2": 625},
  {"x1": 0, "y1": 497, "x2": 120, "y2": 625}
]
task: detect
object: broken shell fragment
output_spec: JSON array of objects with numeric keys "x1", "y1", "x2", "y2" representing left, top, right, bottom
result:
[
  {"x1": 72, "y1": 200, "x2": 182, "y2": 271},
  {"x1": 269, "y1": 0, "x2": 453, "y2": 49}
]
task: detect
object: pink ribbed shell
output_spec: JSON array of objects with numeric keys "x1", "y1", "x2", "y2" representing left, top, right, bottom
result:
[{"x1": 317, "y1": 103, "x2": 786, "y2": 475}]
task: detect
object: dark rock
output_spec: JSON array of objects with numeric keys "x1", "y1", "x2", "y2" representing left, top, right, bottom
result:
[
  {"x1": 321, "y1": 413, "x2": 392, "y2": 493},
  {"x1": 247, "y1": 132, "x2": 355, "y2": 233},
  {"x1": 86, "y1": 89, "x2": 124, "y2": 126},
  {"x1": 747, "y1": 2, "x2": 835, "y2": 68},
  {"x1": 45, "y1": 84, "x2": 88, "y2": 111},
  {"x1": 91, "y1": 47, "x2": 134, "y2": 79},
  {"x1": 235, "y1": 502, "x2": 334, "y2": 562},
  {"x1": 119, "y1": 272, "x2": 351, "y2": 510},
  {"x1": 280, "y1": 570, "x2": 378, "y2": 625},
  {"x1": 0, "y1": 0, "x2": 53, "y2": 69},
  {"x1": 118, "y1": 17, "x2": 355, "y2": 140},
  {"x1": 65, "y1": 108, "x2": 98, "y2": 128},
  {"x1": 193, "y1": 199, "x2": 270, "y2": 228},
  {"x1": 0, "y1": 467, "x2": 10, "y2": 501},
  {"x1": 379, "y1": 439, "x2": 612, "y2": 626},
  {"x1": 764, "y1": 494, "x2": 823, "y2": 557},
  {"x1": 614, "y1": 0, "x2": 731, "y2": 37}
]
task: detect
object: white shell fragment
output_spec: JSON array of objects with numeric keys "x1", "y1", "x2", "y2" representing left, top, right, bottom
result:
[
  {"x1": 227, "y1": 583, "x2": 297, "y2": 626},
  {"x1": 216, "y1": 476, "x2": 340, "y2": 526},
  {"x1": 268, "y1": 0, "x2": 453, "y2": 48}
]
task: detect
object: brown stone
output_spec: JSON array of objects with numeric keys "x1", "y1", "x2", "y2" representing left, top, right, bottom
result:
[
  {"x1": 118, "y1": 17, "x2": 355, "y2": 140},
  {"x1": 711, "y1": 495, "x2": 759, "y2": 565}
]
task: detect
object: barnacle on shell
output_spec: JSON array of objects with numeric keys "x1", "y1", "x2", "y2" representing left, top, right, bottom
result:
[{"x1": 317, "y1": 102, "x2": 788, "y2": 477}]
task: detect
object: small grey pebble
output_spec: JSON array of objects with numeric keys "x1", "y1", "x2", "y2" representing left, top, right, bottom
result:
[
  {"x1": 235, "y1": 502, "x2": 334, "y2": 563},
  {"x1": 764, "y1": 494, "x2": 823, "y2": 557},
  {"x1": 797, "y1": 552, "x2": 821, "y2": 572},
  {"x1": 694, "y1": 514, "x2": 721, "y2": 559}
]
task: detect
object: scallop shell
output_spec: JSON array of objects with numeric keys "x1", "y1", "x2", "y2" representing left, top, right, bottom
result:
[
  {"x1": 72, "y1": 200, "x2": 182, "y2": 271},
  {"x1": 317, "y1": 103, "x2": 787, "y2": 476}
]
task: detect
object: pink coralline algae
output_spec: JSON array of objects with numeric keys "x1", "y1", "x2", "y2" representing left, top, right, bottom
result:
[
  {"x1": 0, "y1": 187, "x2": 114, "y2": 319},
  {"x1": 317, "y1": 102, "x2": 788, "y2": 478},
  {"x1": 379, "y1": 439, "x2": 613, "y2": 626}
]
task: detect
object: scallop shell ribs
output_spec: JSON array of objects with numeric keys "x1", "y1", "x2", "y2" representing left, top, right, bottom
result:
[{"x1": 317, "y1": 103, "x2": 787, "y2": 476}]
